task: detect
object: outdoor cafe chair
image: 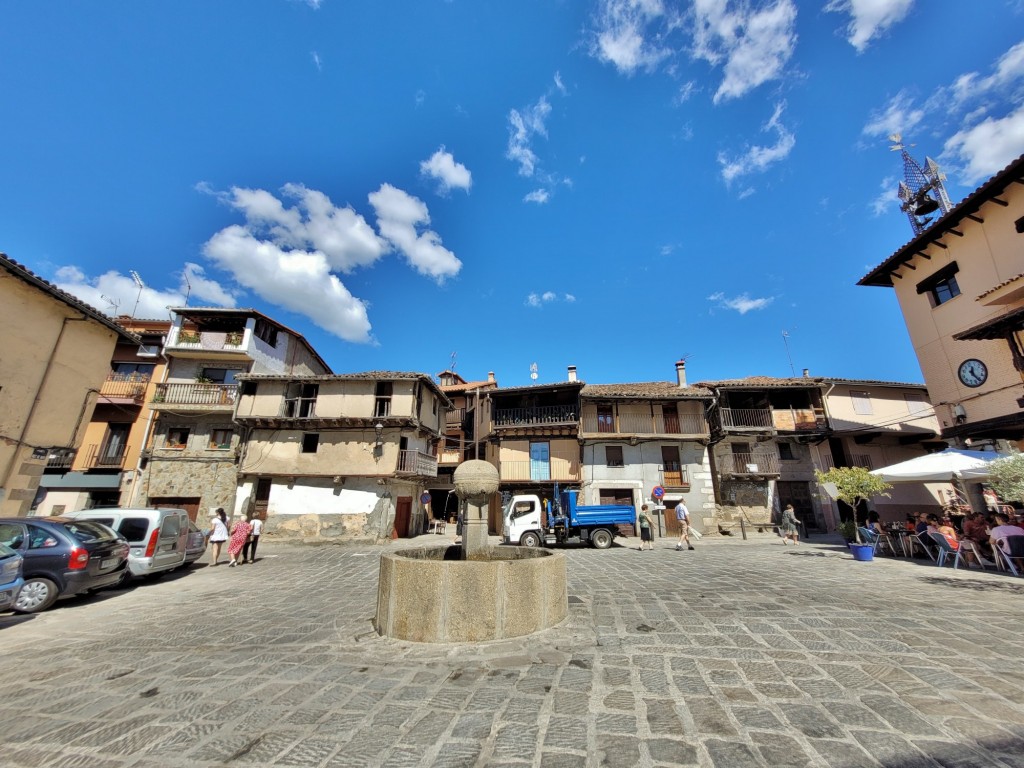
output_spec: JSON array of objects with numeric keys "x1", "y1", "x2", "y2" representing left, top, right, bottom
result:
[
  {"x1": 953, "y1": 539, "x2": 997, "y2": 571},
  {"x1": 926, "y1": 532, "x2": 957, "y2": 567},
  {"x1": 993, "y1": 537, "x2": 1024, "y2": 577},
  {"x1": 858, "y1": 527, "x2": 881, "y2": 554},
  {"x1": 910, "y1": 532, "x2": 937, "y2": 562}
]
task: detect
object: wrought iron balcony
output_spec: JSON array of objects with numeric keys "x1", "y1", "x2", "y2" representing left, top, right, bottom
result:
[
  {"x1": 152, "y1": 382, "x2": 238, "y2": 407},
  {"x1": 46, "y1": 448, "x2": 76, "y2": 469},
  {"x1": 82, "y1": 442, "x2": 130, "y2": 469},
  {"x1": 719, "y1": 452, "x2": 780, "y2": 475}
]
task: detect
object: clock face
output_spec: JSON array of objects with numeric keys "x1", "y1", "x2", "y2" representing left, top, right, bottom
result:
[{"x1": 958, "y1": 358, "x2": 988, "y2": 387}]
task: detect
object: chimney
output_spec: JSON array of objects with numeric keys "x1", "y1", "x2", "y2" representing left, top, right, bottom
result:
[
  {"x1": 487, "y1": 371, "x2": 496, "y2": 384},
  {"x1": 802, "y1": 368, "x2": 809, "y2": 378},
  {"x1": 567, "y1": 365, "x2": 577, "y2": 382},
  {"x1": 675, "y1": 360, "x2": 687, "y2": 387}
]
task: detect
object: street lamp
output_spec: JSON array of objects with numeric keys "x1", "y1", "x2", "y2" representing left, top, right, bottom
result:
[{"x1": 374, "y1": 422, "x2": 384, "y2": 446}]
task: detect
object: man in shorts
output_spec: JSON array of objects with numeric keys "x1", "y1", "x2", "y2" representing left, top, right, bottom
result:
[{"x1": 675, "y1": 501, "x2": 695, "y2": 551}]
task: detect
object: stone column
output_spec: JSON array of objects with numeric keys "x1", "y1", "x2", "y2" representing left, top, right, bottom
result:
[{"x1": 453, "y1": 461, "x2": 500, "y2": 561}]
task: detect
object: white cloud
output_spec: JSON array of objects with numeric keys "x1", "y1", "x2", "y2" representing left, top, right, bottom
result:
[
  {"x1": 524, "y1": 189, "x2": 550, "y2": 204},
  {"x1": 862, "y1": 90, "x2": 924, "y2": 137},
  {"x1": 692, "y1": 0, "x2": 798, "y2": 104},
  {"x1": 525, "y1": 290, "x2": 574, "y2": 308},
  {"x1": 675, "y1": 80, "x2": 699, "y2": 104},
  {"x1": 55, "y1": 266, "x2": 234, "y2": 319},
  {"x1": 826, "y1": 0, "x2": 915, "y2": 52},
  {"x1": 944, "y1": 103, "x2": 1024, "y2": 185},
  {"x1": 368, "y1": 183, "x2": 462, "y2": 281},
  {"x1": 419, "y1": 147, "x2": 472, "y2": 194},
  {"x1": 203, "y1": 225, "x2": 371, "y2": 343},
  {"x1": 869, "y1": 175, "x2": 899, "y2": 217},
  {"x1": 718, "y1": 102, "x2": 795, "y2": 185},
  {"x1": 554, "y1": 71, "x2": 567, "y2": 95},
  {"x1": 506, "y1": 96, "x2": 552, "y2": 177},
  {"x1": 590, "y1": 0, "x2": 672, "y2": 75},
  {"x1": 707, "y1": 291, "x2": 774, "y2": 314},
  {"x1": 311, "y1": 51, "x2": 322, "y2": 71}
]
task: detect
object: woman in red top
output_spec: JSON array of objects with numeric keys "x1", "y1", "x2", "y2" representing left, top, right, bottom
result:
[{"x1": 227, "y1": 516, "x2": 252, "y2": 567}]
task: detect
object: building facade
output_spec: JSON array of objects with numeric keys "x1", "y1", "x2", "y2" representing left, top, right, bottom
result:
[
  {"x1": 859, "y1": 153, "x2": 1024, "y2": 450},
  {"x1": 232, "y1": 372, "x2": 448, "y2": 541},
  {"x1": 137, "y1": 307, "x2": 330, "y2": 520},
  {"x1": 0, "y1": 254, "x2": 137, "y2": 517}
]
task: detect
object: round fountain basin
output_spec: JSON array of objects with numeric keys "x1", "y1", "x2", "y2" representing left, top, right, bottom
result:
[{"x1": 375, "y1": 545, "x2": 568, "y2": 643}]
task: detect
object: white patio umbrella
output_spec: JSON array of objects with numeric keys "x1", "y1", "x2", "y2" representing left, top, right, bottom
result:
[{"x1": 869, "y1": 448, "x2": 1005, "y2": 483}]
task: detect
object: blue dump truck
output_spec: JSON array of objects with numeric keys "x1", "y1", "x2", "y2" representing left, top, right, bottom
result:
[{"x1": 501, "y1": 487, "x2": 636, "y2": 549}]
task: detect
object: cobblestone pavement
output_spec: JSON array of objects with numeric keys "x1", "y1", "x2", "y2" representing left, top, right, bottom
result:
[{"x1": 2, "y1": 533, "x2": 1024, "y2": 768}]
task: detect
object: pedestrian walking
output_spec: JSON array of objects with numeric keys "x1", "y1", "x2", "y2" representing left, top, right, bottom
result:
[
  {"x1": 206, "y1": 508, "x2": 229, "y2": 565},
  {"x1": 242, "y1": 514, "x2": 262, "y2": 563},
  {"x1": 637, "y1": 504, "x2": 654, "y2": 551},
  {"x1": 675, "y1": 501, "x2": 694, "y2": 551},
  {"x1": 227, "y1": 515, "x2": 252, "y2": 567},
  {"x1": 780, "y1": 503, "x2": 799, "y2": 545}
]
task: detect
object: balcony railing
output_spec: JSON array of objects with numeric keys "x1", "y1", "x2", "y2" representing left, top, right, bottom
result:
[
  {"x1": 99, "y1": 373, "x2": 150, "y2": 401},
  {"x1": 720, "y1": 452, "x2": 781, "y2": 475},
  {"x1": 46, "y1": 449, "x2": 76, "y2": 469},
  {"x1": 659, "y1": 467, "x2": 691, "y2": 488},
  {"x1": 720, "y1": 408, "x2": 773, "y2": 429},
  {"x1": 167, "y1": 328, "x2": 247, "y2": 352},
  {"x1": 397, "y1": 450, "x2": 438, "y2": 477},
  {"x1": 445, "y1": 407, "x2": 466, "y2": 425},
  {"x1": 82, "y1": 442, "x2": 130, "y2": 469},
  {"x1": 153, "y1": 382, "x2": 238, "y2": 406},
  {"x1": 499, "y1": 461, "x2": 581, "y2": 482},
  {"x1": 494, "y1": 406, "x2": 576, "y2": 427},
  {"x1": 582, "y1": 412, "x2": 708, "y2": 435},
  {"x1": 438, "y1": 448, "x2": 462, "y2": 464}
]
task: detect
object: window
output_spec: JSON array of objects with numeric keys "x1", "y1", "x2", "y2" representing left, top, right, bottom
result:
[
  {"x1": 239, "y1": 381, "x2": 257, "y2": 396},
  {"x1": 27, "y1": 525, "x2": 60, "y2": 549},
  {"x1": 779, "y1": 443, "x2": 796, "y2": 461},
  {"x1": 210, "y1": 429, "x2": 233, "y2": 450},
  {"x1": 853, "y1": 454, "x2": 873, "y2": 469},
  {"x1": 285, "y1": 383, "x2": 318, "y2": 417},
  {"x1": 850, "y1": 390, "x2": 873, "y2": 416},
  {"x1": 605, "y1": 445, "x2": 624, "y2": 467},
  {"x1": 137, "y1": 334, "x2": 162, "y2": 357},
  {"x1": 916, "y1": 262, "x2": 961, "y2": 307},
  {"x1": 111, "y1": 362, "x2": 155, "y2": 379},
  {"x1": 117, "y1": 518, "x2": 150, "y2": 543},
  {"x1": 375, "y1": 382, "x2": 393, "y2": 417},
  {"x1": 904, "y1": 392, "x2": 929, "y2": 416},
  {"x1": 201, "y1": 368, "x2": 239, "y2": 384},
  {"x1": 597, "y1": 405, "x2": 614, "y2": 433},
  {"x1": 254, "y1": 319, "x2": 278, "y2": 347},
  {"x1": 302, "y1": 433, "x2": 319, "y2": 453},
  {"x1": 167, "y1": 427, "x2": 190, "y2": 449}
]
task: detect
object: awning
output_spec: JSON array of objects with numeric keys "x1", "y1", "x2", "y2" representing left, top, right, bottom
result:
[
  {"x1": 39, "y1": 472, "x2": 122, "y2": 489},
  {"x1": 870, "y1": 448, "x2": 1006, "y2": 482},
  {"x1": 952, "y1": 306, "x2": 1024, "y2": 341}
]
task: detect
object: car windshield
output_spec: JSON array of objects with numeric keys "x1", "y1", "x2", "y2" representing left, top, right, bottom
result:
[{"x1": 62, "y1": 520, "x2": 118, "y2": 544}]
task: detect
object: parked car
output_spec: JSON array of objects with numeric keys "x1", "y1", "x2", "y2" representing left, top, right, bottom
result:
[
  {"x1": 0, "y1": 517, "x2": 129, "y2": 613},
  {"x1": 0, "y1": 542, "x2": 25, "y2": 612},
  {"x1": 184, "y1": 520, "x2": 207, "y2": 565},
  {"x1": 64, "y1": 508, "x2": 190, "y2": 578}
]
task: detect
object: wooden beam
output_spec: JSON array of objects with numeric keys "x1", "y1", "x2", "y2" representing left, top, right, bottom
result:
[
  {"x1": 891, "y1": 271, "x2": 903, "y2": 280},
  {"x1": 915, "y1": 251, "x2": 931, "y2": 259},
  {"x1": 901, "y1": 260, "x2": 916, "y2": 270},
  {"x1": 991, "y1": 197, "x2": 1009, "y2": 206},
  {"x1": 948, "y1": 229, "x2": 963, "y2": 237},
  {"x1": 930, "y1": 240, "x2": 948, "y2": 249},
  {"x1": 966, "y1": 213, "x2": 984, "y2": 223}
]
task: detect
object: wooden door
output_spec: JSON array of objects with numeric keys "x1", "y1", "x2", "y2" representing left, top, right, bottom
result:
[
  {"x1": 394, "y1": 497, "x2": 412, "y2": 539},
  {"x1": 661, "y1": 405, "x2": 680, "y2": 434},
  {"x1": 253, "y1": 478, "x2": 272, "y2": 520},
  {"x1": 661, "y1": 446, "x2": 682, "y2": 486},
  {"x1": 148, "y1": 496, "x2": 201, "y2": 522},
  {"x1": 776, "y1": 481, "x2": 815, "y2": 530}
]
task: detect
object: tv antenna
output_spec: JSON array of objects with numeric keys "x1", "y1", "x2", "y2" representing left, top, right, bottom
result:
[
  {"x1": 100, "y1": 294, "x2": 120, "y2": 316},
  {"x1": 449, "y1": 351, "x2": 457, "y2": 372},
  {"x1": 530, "y1": 362, "x2": 538, "y2": 381},
  {"x1": 782, "y1": 329, "x2": 796, "y2": 376},
  {"x1": 182, "y1": 268, "x2": 192, "y2": 307},
  {"x1": 129, "y1": 270, "x2": 145, "y2": 318}
]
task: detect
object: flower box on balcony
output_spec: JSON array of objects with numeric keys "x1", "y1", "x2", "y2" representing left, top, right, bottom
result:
[
  {"x1": 178, "y1": 330, "x2": 201, "y2": 344},
  {"x1": 225, "y1": 332, "x2": 243, "y2": 346}
]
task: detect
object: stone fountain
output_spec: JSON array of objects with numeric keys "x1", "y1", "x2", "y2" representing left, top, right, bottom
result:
[{"x1": 374, "y1": 461, "x2": 568, "y2": 643}]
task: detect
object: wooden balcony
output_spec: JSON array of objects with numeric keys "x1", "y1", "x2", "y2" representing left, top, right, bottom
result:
[
  {"x1": 499, "y1": 461, "x2": 581, "y2": 482},
  {"x1": 581, "y1": 412, "x2": 708, "y2": 436},
  {"x1": 152, "y1": 383, "x2": 238, "y2": 410},
  {"x1": 493, "y1": 406, "x2": 577, "y2": 428},
  {"x1": 397, "y1": 450, "x2": 438, "y2": 477},
  {"x1": 438, "y1": 448, "x2": 462, "y2": 465},
  {"x1": 719, "y1": 452, "x2": 781, "y2": 476},
  {"x1": 98, "y1": 373, "x2": 150, "y2": 403},
  {"x1": 719, "y1": 407, "x2": 826, "y2": 432},
  {"x1": 659, "y1": 467, "x2": 691, "y2": 489},
  {"x1": 445, "y1": 407, "x2": 466, "y2": 426}
]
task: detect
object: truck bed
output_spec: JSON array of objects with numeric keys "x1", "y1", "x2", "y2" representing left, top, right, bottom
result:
[{"x1": 570, "y1": 504, "x2": 636, "y2": 527}]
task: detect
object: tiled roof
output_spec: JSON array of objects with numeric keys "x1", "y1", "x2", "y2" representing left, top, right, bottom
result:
[
  {"x1": 236, "y1": 371, "x2": 449, "y2": 402},
  {"x1": 858, "y1": 153, "x2": 1024, "y2": 287},
  {"x1": 820, "y1": 377, "x2": 927, "y2": 389},
  {"x1": 582, "y1": 382, "x2": 712, "y2": 399},
  {"x1": 1, "y1": 253, "x2": 140, "y2": 341},
  {"x1": 976, "y1": 272, "x2": 1024, "y2": 300},
  {"x1": 697, "y1": 376, "x2": 827, "y2": 389},
  {"x1": 489, "y1": 380, "x2": 585, "y2": 395},
  {"x1": 441, "y1": 381, "x2": 497, "y2": 392}
]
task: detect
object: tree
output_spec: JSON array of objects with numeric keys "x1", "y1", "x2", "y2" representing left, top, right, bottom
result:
[
  {"x1": 987, "y1": 454, "x2": 1024, "y2": 504},
  {"x1": 814, "y1": 466, "x2": 892, "y2": 544}
]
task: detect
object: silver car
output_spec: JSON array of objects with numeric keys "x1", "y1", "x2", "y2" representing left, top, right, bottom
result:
[{"x1": 64, "y1": 508, "x2": 189, "y2": 578}]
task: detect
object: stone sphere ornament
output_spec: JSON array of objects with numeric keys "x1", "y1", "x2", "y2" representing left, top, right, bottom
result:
[{"x1": 453, "y1": 460, "x2": 500, "y2": 502}]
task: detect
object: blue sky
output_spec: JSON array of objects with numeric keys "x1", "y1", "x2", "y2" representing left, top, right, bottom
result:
[{"x1": 3, "y1": 1, "x2": 1023, "y2": 388}]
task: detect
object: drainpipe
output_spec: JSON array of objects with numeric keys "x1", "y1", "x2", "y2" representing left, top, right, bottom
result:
[
  {"x1": 128, "y1": 341, "x2": 171, "y2": 506},
  {"x1": 1, "y1": 316, "x2": 89, "y2": 498}
]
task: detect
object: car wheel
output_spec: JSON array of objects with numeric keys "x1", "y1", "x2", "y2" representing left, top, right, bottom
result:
[
  {"x1": 14, "y1": 577, "x2": 59, "y2": 613},
  {"x1": 590, "y1": 529, "x2": 613, "y2": 549},
  {"x1": 520, "y1": 531, "x2": 541, "y2": 548}
]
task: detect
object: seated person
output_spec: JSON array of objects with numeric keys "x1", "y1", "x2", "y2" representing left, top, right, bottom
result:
[
  {"x1": 928, "y1": 515, "x2": 959, "y2": 550},
  {"x1": 866, "y1": 509, "x2": 884, "y2": 534},
  {"x1": 989, "y1": 513, "x2": 1024, "y2": 555},
  {"x1": 914, "y1": 513, "x2": 931, "y2": 535},
  {"x1": 962, "y1": 512, "x2": 989, "y2": 543}
]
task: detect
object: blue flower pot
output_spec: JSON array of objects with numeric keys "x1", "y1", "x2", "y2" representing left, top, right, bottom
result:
[{"x1": 850, "y1": 543, "x2": 874, "y2": 562}]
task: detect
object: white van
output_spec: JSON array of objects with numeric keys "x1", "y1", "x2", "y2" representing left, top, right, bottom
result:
[{"x1": 64, "y1": 508, "x2": 189, "y2": 578}]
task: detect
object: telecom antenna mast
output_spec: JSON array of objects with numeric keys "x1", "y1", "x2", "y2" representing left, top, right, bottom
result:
[{"x1": 890, "y1": 134, "x2": 952, "y2": 236}]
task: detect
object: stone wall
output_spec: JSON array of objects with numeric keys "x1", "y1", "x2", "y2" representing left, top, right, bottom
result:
[{"x1": 141, "y1": 455, "x2": 238, "y2": 513}]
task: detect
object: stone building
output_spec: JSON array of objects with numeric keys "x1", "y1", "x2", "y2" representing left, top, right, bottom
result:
[
  {"x1": 137, "y1": 307, "x2": 330, "y2": 521},
  {"x1": 232, "y1": 371, "x2": 449, "y2": 541}
]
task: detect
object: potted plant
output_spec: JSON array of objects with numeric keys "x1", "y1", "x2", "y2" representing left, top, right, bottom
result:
[
  {"x1": 225, "y1": 331, "x2": 243, "y2": 346},
  {"x1": 178, "y1": 329, "x2": 201, "y2": 344},
  {"x1": 815, "y1": 466, "x2": 892, "y2": 561}
]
